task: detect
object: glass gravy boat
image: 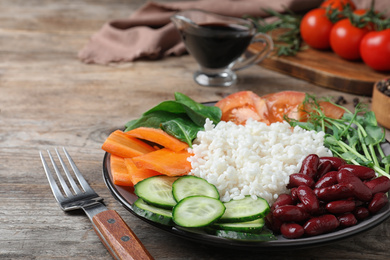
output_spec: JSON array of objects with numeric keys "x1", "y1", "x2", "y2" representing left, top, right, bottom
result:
[{"x1": 171, "y1": 9, "x2": 273, "y2": 87}]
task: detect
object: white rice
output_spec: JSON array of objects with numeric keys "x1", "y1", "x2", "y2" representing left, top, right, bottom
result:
[{"x1": 187, "y1": 119, "x2": 332, "y2": 205}]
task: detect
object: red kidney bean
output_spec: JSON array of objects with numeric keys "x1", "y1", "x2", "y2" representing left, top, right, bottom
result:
[
  {"x1": 365, "y1": 176, "x2": 390, "y2": 194},
  {"x1": 280, "y1": 223, "x2": 304, "y2": 239},
  {"x1": 290, "y1": 187, "x2": 299, "y2": 203},
  {"x1": 304, "y1": 214, "x2": 340, "y2": 236},
  {"x1": 337, "y1": 213, "x2": 358, "y2": 227},
  {"x1": 315, "y1": 171, "x2": 338, "y2": 189},
  {"x1": 315, "y1": 202, "x2": 328, "y2": 216},
  {"x1": 273, "y1": 205, "x2": 309, "y2": 222},
  {"x1": 315, "y1": 183, "x2": 353, "y2": 202},
  {"x1": 296, "y1": 202, "x2": 307, "y2": 211},
  {"x1": 265, "y1": 212, "x2": 283, "y2": 233},
  {"x1": 353, "y1": 199, "x2": 365, "y2": 207},
  {"x1": 287, "y1": 173, "x2": 315, "y2": 189},
  {"x1": 297, "y1": 202, "x2": 327, "y2": 216},
  {"x1": 326, "y1": 200, "x2": 356, "y2": 214},
  {"x1": 316, "y1": 161, "x2": 333, "y2": 179},
  {"x1": 353, "y1": 207, "x2": 370, "y2": 220},
  {"x1": 299, "y1": 154, "x2": 319, "y2": 179},
  {"x1": 368, "y1": 192, "x2": 389, "y2": 214},
  {"x1": 319, "y1": 156, "x2": 346, "y2": 171},
  {"x1": 271, "y1": 194, "x2": 294, "y2": 212},
  {"x1": 338, "y1": 165, "x2": 376, "y2": 180},
  {"x1": 296, "y1": 185, "x2": 319, "y2": 213},
  {"x1": 337, "y1": 169, "x2": 372, "y2": 202}
]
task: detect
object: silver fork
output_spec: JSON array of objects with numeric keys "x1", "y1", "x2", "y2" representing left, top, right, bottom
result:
[{"x1": 40, "y1": 147, "x2": 153, "y2": 260}]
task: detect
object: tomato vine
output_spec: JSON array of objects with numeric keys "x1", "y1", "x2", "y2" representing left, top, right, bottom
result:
[{"x1": 249, "y1": 0, "x2": 390, "y2": 57}]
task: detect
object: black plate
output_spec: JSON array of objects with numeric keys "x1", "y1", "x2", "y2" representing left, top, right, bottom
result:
[{"x1": 102, "y1": 138, "x2": 390, "y2": 250}]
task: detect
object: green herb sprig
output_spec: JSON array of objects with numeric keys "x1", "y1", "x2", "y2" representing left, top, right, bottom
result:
[
  {"x1": 285, "y1": 94, "x2": 390, "y2": 177},
  {"x1": 247, "y1": 9, "x2": 304, "y2": 56}
]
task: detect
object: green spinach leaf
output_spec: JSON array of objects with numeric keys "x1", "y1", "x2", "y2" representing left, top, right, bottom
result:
[
  {"x1": 161, "y1": 118, "x2": 203, "y2": 148},
  {"x1": 174, "y1": 92, "x2": 222, "y2": 126},
  {"x1": 124, "y1": 111, "x2": 189, "y2": 131},
  {"x1": 124, "y1": 92, "x2": 221, "y2": 147},
  {"x1": 143, "y1": 100, "x2": 187, "y2": 115}
]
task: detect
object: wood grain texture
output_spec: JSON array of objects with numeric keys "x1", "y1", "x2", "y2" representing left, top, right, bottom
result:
[
  {"x1": 93, "y1": 210, "x2": 154, "y2": 260},
  {"x1": 251, "y1": 43, "x2": 389, "y2": 96},
  {"x1": 1, "y1": 0, "x2": 389, "y2": 259},
  {"x1": 372, "y1": 84, "x2": 390, "y2": 129}
]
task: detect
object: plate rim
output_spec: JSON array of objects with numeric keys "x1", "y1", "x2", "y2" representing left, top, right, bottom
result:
[{"x1": 102, "y1": 150, "x2": 390, "y2": 250}]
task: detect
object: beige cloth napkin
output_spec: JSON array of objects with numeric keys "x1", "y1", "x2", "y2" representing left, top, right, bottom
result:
[
  {"x1": 78, "y1": 0, "x2": 324, "y2": 64},
  {"x1": 78, "y1": 0, "x2": 388, "y2": 65}
]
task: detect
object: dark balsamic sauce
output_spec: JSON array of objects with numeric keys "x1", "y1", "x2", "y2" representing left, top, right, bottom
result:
[{"x1": 181, "y1": 23, "x2": 253, "y2": 69}]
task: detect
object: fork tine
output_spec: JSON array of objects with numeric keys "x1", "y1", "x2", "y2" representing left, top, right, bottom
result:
[
  {"x1": 61, "y1": 147, "x2": 93, "y2": 192},
  {"x1": 40, "y1": 151, "x2": 67, "y2": 201},
  {"x1": 47, "y1": 150, "x2": 74, "y2": 197},
  {"x1": 55, "y1": 148, "x2": 83, "y2": 195}
]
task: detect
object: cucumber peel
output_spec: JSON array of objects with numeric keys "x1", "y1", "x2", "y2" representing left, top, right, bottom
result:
[
  {"x1": 215, "y1": 229, "x2": 277, "y2": 241},
  {"x1": 172, "y1": 196, "x2": 226, "y2": 227},
  {"x1": 214, "y1": 218, "x2": 265, "y2": 233},
  {"x1": 133, "y1": 198, "x2": 174, "y2": 226},
  {"x1": 219, "y1": 196, "x2": 270, "y2": 223},
  {"x1": 134, "y1": 175, "x2": 178, "y2": 209},
  {"x1": 172, "y1": 175, "x2": 219, "y2": 202}
]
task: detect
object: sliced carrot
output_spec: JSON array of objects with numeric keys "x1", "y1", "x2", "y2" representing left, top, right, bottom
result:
[
  {"x1": 102, "y1": 130, "x2": 155, "y2": 158},
  {"x1": 124, "y1": 158, "x2": 161, "y2": 185},
  {"x1": 110, "y1": 155, "x2": 133, "y2": 186},
  {"x1": 132, "y1": 148, "x2": 192, "y2": 176},
  {"x1": 125, "y1": 127, "x2": 189, "y2": 152}
]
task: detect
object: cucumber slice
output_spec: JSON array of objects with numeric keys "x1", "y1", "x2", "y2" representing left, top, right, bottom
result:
[
  {"x1": 215, "y1": 229, "x2": 277, "y2": 241},
  {"x1": 172, "y1": 196, "x2": 226, "y2": 227},
  {"x1": 214, "y1": 218, "x2": 265, "y2": 233},
  {"x1": 172, "y1": 175, "x2": 219, "y2": 202},
  {"x1": 219, "y1": 196, "x2": 270, "y2": 223},
  {"x1": 133, "y1": 198, "x2": 174, "y2": 226},
  {"x1": 134, "y1": 175, "x2": 178, "y2": 209}
]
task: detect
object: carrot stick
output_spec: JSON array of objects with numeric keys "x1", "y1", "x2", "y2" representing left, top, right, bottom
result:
[
  {"x1": 124, "y1": 158, "x2": 161, "y2": 185},
  {"x1": 110, "y1": 155, "x2": 133, "y2": 186},
  {"x1": 102, "y1": 130, "x2": 155, "y2": 158},
  {"x1": 125, "y1": 127, "x2": 188, "y2": 152},
  {"x1": 132, "y1": 148, "x2": 192, "y2": 176}
]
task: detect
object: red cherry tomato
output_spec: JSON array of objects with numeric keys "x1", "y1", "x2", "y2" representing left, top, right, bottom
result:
[
  {"x1": 360, "y1": 29, "x2": 390, "y2": 71},
  {"x1": 330, "y1": 19, "x2": 370, "y2": 60},
  {"x1": 320, "y1": 0, "x2": 356, "y2": 11},
  {"x1": 262, "y1": 91, "x2": 344, "y2": 123},
  {"x1": 300, "y1": 8, "x2": 334, "y2": 50},
  {"x1": 216, "y1": 91, "x2": 344, "y2": 125},
  {"x1": 353, "y1": 9, "x2": 376, "y2": 31},
  {"x1": 353, "y1": 9, "x2": 369, "y2": 15},
  {"x1": 215, "y1": 91, "x2": 269, "y2": 125},
  {"x1": 262, "y1": 91, "x2": 306, "y2": 123},
  {"x1": 316, "y1": 101, "x2": 345, "y2": 119}
]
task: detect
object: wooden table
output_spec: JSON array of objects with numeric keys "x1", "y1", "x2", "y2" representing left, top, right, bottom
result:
[{"x1": 1, "y1": 0, "x2": 389, "y2": 259}]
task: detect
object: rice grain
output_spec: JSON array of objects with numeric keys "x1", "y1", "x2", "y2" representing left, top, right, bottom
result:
[{"x1": 187, "y1": 119, "x2": 331, "y2": 204}]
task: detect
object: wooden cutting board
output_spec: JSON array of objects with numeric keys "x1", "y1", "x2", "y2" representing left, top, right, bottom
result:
[{"x1": 251, "y1": 43, "x2": 389, "y2": 96}]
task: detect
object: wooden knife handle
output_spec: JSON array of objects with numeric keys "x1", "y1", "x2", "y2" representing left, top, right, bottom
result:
[{"x1": 92, "y1": 210, "x2": 154, "y2": 260}]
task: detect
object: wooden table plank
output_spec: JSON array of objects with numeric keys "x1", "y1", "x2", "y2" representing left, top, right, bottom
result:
[{"x1": 1, "y1": 0, "x2": 389, "y2": 259}]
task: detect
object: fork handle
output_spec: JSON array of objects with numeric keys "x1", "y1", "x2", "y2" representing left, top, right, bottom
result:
[{"x1": 92, "y1": 210, "x2": 154, "y2": 260}]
